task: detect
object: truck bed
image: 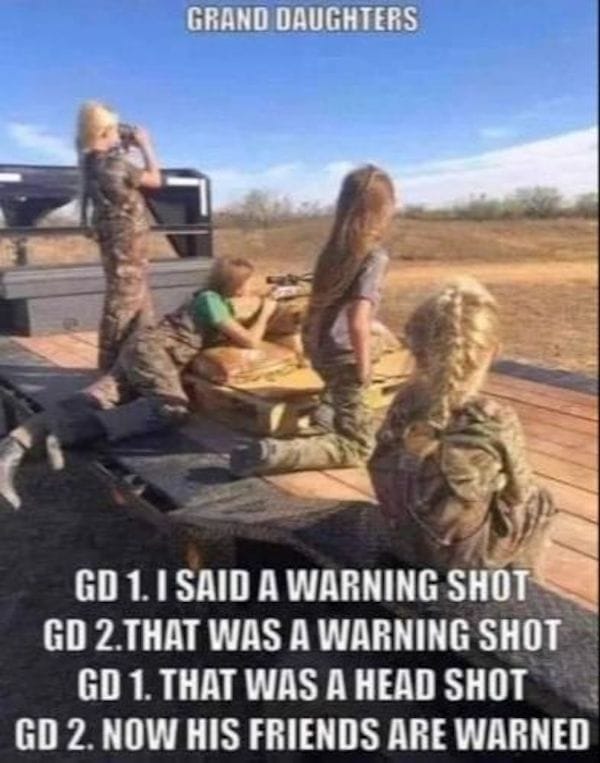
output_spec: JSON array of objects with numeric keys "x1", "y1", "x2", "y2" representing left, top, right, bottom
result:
[{"x1": 2, "y1": 329, "x2": 597, "y2": 613}]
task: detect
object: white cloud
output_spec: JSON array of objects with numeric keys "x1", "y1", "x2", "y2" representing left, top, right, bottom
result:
[
  {"x1": 5, "y1": 121, "x2": 596, "y2": 209},
  {"x1": 209, "y1": 159, "x2": 355, "y2": 206},
  {"x1": 398, "y1": 127, "x2": 598, "y2": 206},
  {"x1": 209, "y1": 127, "x2": 598, "y2": 208},
  {"x1": 5, "y1": 122, "x2": 75, "y2": 164}
]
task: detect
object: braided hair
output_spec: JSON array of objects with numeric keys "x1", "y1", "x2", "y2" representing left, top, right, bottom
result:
[{"x1": 401, "y1": 277, "x2": 500, "y2": 457}]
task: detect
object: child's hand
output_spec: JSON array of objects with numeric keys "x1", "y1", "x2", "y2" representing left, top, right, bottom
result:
[
  {"x1": 133, "y1": 126, "x2": 152, "y2": 149},
  {"x1": 261, "y1": 297, "x2": 278, "y2": 320}
]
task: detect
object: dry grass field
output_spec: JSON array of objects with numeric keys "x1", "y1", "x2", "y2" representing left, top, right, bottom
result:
[{"x1": 1, "y1": 217, "x2": 597, "y2": 375}]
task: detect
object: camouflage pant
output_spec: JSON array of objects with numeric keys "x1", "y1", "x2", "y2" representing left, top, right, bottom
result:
[
  {"x1": 12, "y1": 327, "x2": 195, "y2": 450},
  {"x1": 89, "y1": 326, "x2": 194, "y2": 410},
  {"x1": 97, "y1": 228, "x2": 154, "y2": 371},
  {"x1": 252, "y1": 364, "x2": 375, "y2": 474}
]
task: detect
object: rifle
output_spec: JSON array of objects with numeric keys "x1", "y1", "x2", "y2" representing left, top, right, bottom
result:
[{"x1": 266, "y1": 272, "x2": 312, "y2": 301}]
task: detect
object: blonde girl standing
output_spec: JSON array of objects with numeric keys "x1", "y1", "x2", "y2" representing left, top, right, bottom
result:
[
  {"x1": 368, "y1": 277, "x2": 556, "y2": 578},
  {"x1": 77, "y1": 101, "x2": 162, "y2": 370}
]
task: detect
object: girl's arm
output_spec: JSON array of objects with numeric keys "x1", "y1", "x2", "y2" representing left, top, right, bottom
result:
[
  {"x1": 218, "y1": 298, "x2": 278, "y2": 349},
  {"x1": 132, "y1": 127, "x2": 162, "y2": 189},
  {"x1": 348, "y1": 298, "x2": 373, "y2": 384}
]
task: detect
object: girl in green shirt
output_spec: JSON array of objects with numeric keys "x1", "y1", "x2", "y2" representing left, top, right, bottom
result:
[{"x1": 0, "y1": 257, "x2": 276, "y2": 510}]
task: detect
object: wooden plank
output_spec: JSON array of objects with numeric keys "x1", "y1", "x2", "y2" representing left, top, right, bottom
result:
[
  {"x1": 537, "y1": 476, "x2": 598, "y2": 524},
  {"x1": 69, "y1": 331, "x2": 99, "y2": 348},
  {"x1": 529, "y1": 451, "x2": 598, "y2": 493},
  {"x1": 43, "y1": 335, "x2": 98, "y2": 368},
  {"x1": 552, "y1": 513, "x2": 598, "y2": 560},
  {"x1": 508, "y1": 399, "x2": 598, "y2": 436},
  {"x1": 487, "y1": 383, "x2": 598, "y2": 422},
  {"x1": 489, "y1": 371, "x2": 598, "y2": 408},
  {"x1": 521, "y1": 419, "x2": 598, "y2": 455},
  {"x1": 525, "y1": 435, "x2": 598, "y2": 470},
  {"x1": 486, "y1": 374, "x2": 598, "y2": 414},
  {"x1": 544, "y1": 543, "x2": 598, "y2": 608},
  {"x1": 263, "y1": 472, "x2": 369, "y2": 503},
  {"x1": 12, "y1": 336, "x2": 93, "y2": 369}
]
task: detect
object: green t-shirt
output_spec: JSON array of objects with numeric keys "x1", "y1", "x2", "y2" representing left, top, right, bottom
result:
[{"x1": 190, "y1": 290, "x2": 234, "y2": 335}]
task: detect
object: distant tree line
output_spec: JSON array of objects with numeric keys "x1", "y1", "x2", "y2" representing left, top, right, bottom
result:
[
  {"x1": 216, "y1": 186, "x2": 598, "y2": 228},
  {"x1": 216, "y1": 190, "x2": 330, "y2": 229},
  {"x1": 403, "y1": 188, "x2": 599, "y2": 221}
]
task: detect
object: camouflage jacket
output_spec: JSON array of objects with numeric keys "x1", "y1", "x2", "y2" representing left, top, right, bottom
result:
[
  {"x1": 82, "y1": 147, "x2": 149, "y2": 237},
  {"x1": 368, "y1": 391, "x2": 556, "y2": 571}
]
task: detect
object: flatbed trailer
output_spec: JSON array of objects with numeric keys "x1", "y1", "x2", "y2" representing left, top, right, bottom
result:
[
  {"x1": 3, "y1": 330, "x2": 596, "y2": 609},
  {"x1": 0, "y1": 330, "x2": 597, "y2": 740},
  {"x1": 0, "y1": 165, "x2": 597, "y2": 745}
]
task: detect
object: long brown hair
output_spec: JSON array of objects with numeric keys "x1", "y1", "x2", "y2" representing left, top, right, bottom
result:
[
  {"x1": 311, "y1": 164, "x2": 395, "y2": 312},
  {"x1": 303, "y1": 164, "x2": 395, "y2": 347}
]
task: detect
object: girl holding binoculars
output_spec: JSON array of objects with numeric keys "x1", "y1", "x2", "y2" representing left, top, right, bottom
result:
[{"x1": 77, "y1": 101, "x2": 162, "y2": 370}]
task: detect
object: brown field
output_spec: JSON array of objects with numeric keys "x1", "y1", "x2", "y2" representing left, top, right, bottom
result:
[{"x1": 2, "y1": 217, "x2": 597, "y2": 375}]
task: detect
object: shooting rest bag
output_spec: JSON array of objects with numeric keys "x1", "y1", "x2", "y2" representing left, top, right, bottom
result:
[
  {"x1": 191, "y1": 341, "x2": 300, "y2": 385},
  {"x1": 229, "y1": 295, "x2": 310, "y2": 336}
]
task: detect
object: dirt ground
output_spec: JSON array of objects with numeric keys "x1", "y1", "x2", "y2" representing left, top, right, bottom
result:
[
  {"x1": 219, "y1": 218, "x2": 599, "y2": 377},
  {"x1": 1, "y1": 218, "x2": 597, "y2": 375}
]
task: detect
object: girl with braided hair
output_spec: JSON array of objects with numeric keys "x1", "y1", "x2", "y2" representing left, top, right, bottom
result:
[
  {"x1": 230, "y1": 164, "x2": 396, "y2": 475},
  {"x1": 368, "y1": 277, "x2": 556, "y2": 578}
]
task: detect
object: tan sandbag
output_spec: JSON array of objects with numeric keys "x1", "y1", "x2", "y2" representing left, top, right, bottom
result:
[
  {"x1": 191, "y1": 341, "x2": 299, "y2": 385},
  {"x1": 269, "y1": 332, "x2": 310, "y2": 367},
  {"x1": 267, "y1": 296, "x2": 310, "y2": 335},
  {"x1": 228, "y1": 295, "x2": 311, "y2": 336}
]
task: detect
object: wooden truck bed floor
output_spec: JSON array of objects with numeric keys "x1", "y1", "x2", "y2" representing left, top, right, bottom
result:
[
  {"x1": 1, "y1": 330, "x2": 598, "y2": 729},
  {"x1": 2, "y1": 330, "x2": 597, "y2": 613}
]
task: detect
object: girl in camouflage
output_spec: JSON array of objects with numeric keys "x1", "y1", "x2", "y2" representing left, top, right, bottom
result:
[
  {"x1": 0, "y1": 258, "x2": 277, "y2": 511},
  {"x1": 77, "y1": 101, "x2": 162, "y2": 370},
  {"x1": 368, "y1": 277, "x2": 556, "y2": 578},
  {"x1": 230, "y1": 165, "x2": 396, "y2": 476}
]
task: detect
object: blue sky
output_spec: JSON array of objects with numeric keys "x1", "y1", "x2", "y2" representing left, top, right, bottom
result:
[{"x1": 0, "y1": 0, "x2": 597, "y2": 206}]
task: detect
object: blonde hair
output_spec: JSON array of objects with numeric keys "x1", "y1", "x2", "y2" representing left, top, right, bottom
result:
[
  {"x1": 76, "y1": 101, "x2": 118, "y2": 153},
  {"x1": 310, "y1": 165, "x2": 395, "y2": 309},
  {"x1": 402, "y1": 277, "x2": 500, "y2": 457},
  {"x1": 206, "y1": 256, "x2": 254, "y2": 297}
]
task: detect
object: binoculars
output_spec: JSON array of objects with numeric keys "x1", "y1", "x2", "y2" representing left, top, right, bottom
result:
[{"x1": 118, "y1": 122, "x2": 137, "y2": 149}]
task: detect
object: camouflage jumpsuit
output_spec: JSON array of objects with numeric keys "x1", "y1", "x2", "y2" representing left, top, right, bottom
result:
[
  {"x1": 83, "y1": 147, "x2": 154, "y2": 371},
  {"x1": 368, "y1": 391, "x2": 557, "y2": 578},
  {"x1": 11, "y1": 295, "x2": 206, "y2": 449}
]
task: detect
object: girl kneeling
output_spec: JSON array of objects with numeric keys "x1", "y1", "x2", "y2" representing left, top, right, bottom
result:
[
  {"x1": 230, "y1": 164, "x2": 396, "y2": 476},
  {"x1": 368, "y1": 278, "x2": 556, "y2": 578}
]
